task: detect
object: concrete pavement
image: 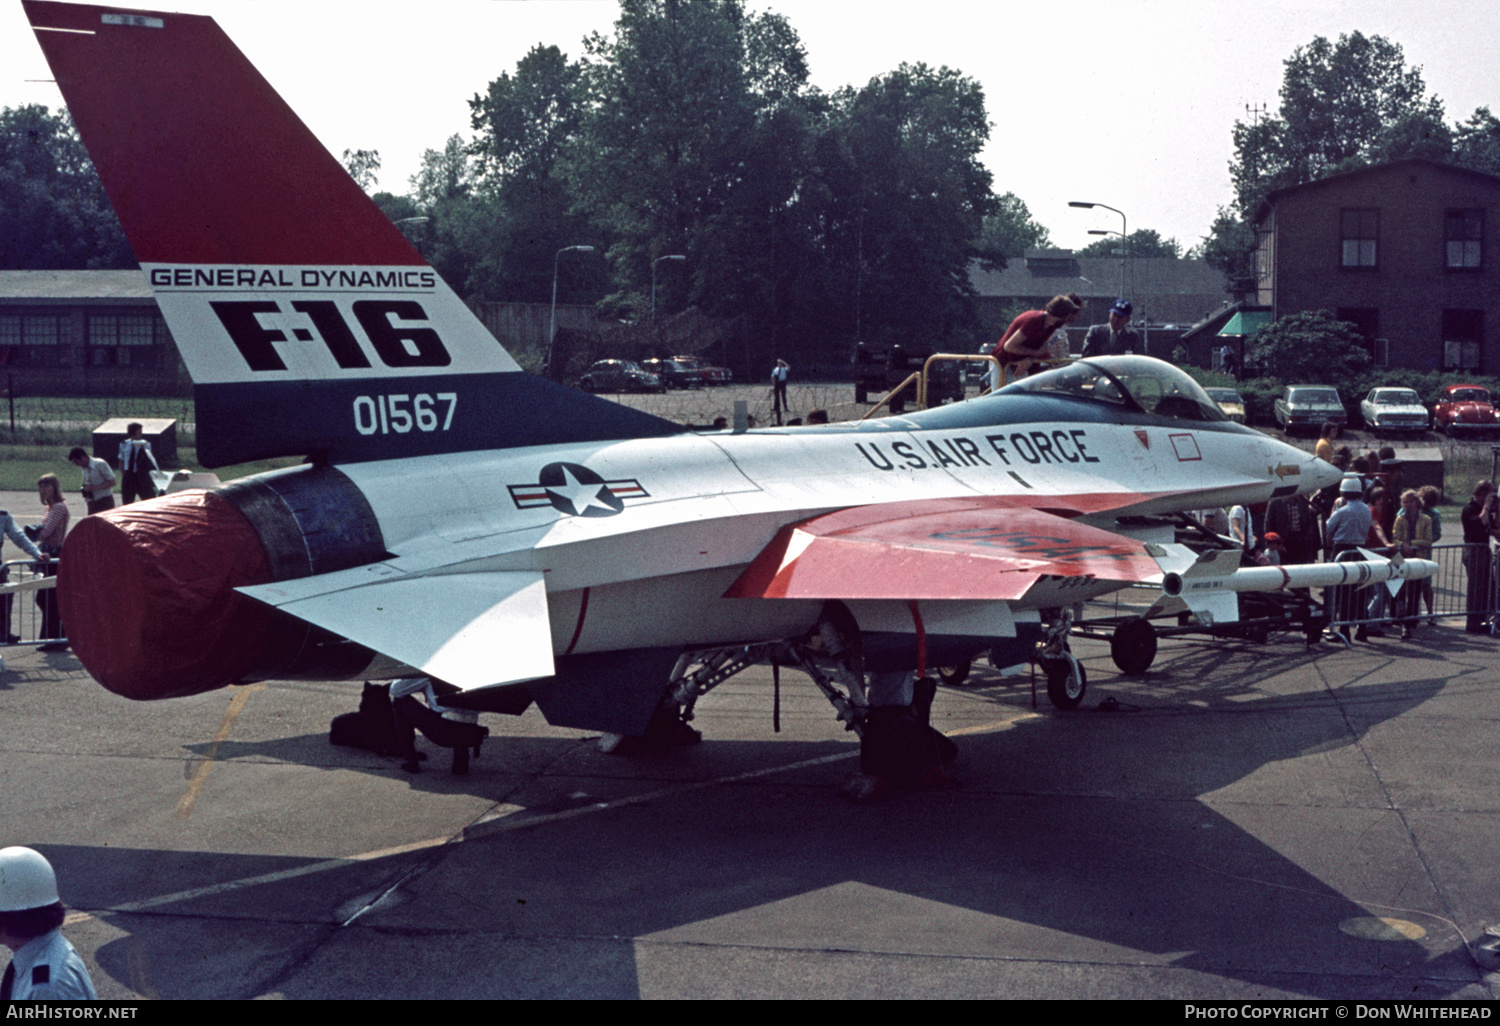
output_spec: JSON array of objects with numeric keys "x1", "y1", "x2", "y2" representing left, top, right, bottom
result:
[{"x1": 1, "y1": 615, "x2": 1498, "y2": 999}]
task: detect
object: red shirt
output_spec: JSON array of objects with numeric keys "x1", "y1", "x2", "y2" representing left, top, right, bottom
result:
[{"x1": 997, "y1": 310, "x2": 1057, "y2": 366}]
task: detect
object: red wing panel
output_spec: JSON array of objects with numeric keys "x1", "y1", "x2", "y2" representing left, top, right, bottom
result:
[
  {"x1": 23, "y1": 1, "x2": 421, "y2": 266},
  {"x1": 726, "y1": 496, "x2": 1161, "y2": 601}
]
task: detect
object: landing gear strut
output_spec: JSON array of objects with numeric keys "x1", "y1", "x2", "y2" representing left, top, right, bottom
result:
[{"x1": 1036, "y1": 610, "x2": 1087, "y2": 710}]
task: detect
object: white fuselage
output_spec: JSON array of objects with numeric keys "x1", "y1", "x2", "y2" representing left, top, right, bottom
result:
[{"x1": 333, "y1": 411, "x2": 1329, "y2": 656}]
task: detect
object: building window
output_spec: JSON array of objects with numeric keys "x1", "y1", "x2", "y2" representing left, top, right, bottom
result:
[
  {"x1": 86, "y1": 312, "x2": 168, "y2": 368},
  {"x1": 1446, "y1": 209, "x2": 1483, "y2": 270},
  {"x1": 1442, "y1": 309, "x2": 1483, "y2": 372},
  {"x1": 1340, "y1": 208, "x2": 1378, "y2": 268},
  {"x1": 0, "y1": 313, "x2": 67, "y2": 367},
  {"x1": 1336, "y1": 307, "x2": 1381, "y2": 365}
]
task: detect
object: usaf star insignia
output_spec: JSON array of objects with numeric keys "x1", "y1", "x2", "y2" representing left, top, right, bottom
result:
[{"x1": 508, "y1": 462, "x2": 649, "y2": 518}]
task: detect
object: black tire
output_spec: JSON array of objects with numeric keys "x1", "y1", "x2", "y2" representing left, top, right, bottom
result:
[
  {"x1": 1110, "y1": 617, "x2": 1158, "y2": 675},
  {"x1": 937, "y1": 661, "x2": 971, "y2": 686},
  {"x1": 1045, "y1": 658, "x2": 1087, "y2": 710},
  {"x1": 855, "y1": 384, "x2": 868, "y2": 404}
]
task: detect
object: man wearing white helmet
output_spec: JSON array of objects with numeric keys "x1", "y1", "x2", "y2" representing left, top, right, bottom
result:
[
  {"x1": 1324, "y1": 476, "x2": 1374, "y2": 643},
  {"x1": 0, "y1": 847, "x2": 96, "y2": 1000}
]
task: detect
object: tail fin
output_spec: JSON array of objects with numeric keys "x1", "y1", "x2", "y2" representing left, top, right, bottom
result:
[{"x1": 23, "y1": 1, "x2": 681, "y2": 466}]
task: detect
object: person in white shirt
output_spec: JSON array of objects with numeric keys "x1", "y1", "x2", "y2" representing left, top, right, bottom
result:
[
  {"x1": 116, "y1": 422, "x2": 160, "y2": 504},
  {"x1": 67, "y1": 447, "x2": 115, "y2": 514}
]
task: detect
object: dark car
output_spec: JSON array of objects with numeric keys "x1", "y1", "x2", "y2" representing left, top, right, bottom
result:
[
  {"x1": 672, "y1": 355, "x2": 732, "y2": 385},
  {"x1": 1431, "y1": 384, "x2": 1498, "y2": 436},
  {"x1": 578, "y1": 359, "x2": 664, "y2": 394},
  {"x1": 852, "y1": 342, "x2": 963, "y2": 412},
  {"x1": 1273, "y1": 385, "x2": 1346, "y2": 435},
  {"x1": 641, "y1": 358, "x2": 703, "y2": 389}
]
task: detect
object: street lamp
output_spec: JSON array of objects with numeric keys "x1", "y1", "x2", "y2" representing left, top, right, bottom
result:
[
  {"x1": 1087, "y1": 228, "x2": 1128, "y2": 301},
  {"x1": 652, "y1": 254, "x2": 686, "y2": 324},
  {"x1": 549, "y1": 245, "x2": 595, "y2": 379},
  {"x1": 1070, "y1": 200, "x2": 1128, "y2": 301}
]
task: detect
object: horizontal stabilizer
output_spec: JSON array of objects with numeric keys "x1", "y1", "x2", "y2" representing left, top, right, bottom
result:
[
  {"x1": 239, "y1": 570, "x2": 552, "y2": 690},
  {"x1": 726, "y1": 497, "x2": 1159, "y2": 600}
]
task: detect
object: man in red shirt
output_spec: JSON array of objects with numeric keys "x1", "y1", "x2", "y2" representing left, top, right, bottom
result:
[{"x1": 994, "y1": 294, "x2": 1080, "y2": 383}]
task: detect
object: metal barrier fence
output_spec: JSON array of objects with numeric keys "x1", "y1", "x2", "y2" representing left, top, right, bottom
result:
[
  {"x1": 1080, "y1": 542, "x2": 1500, "y2": 645},
  {"x1": 0, "y1": 559, "x2": 63, "y2": 662},
  {"x1": 1326, "y1": 542, "x2": 1500, "y2": 636}
]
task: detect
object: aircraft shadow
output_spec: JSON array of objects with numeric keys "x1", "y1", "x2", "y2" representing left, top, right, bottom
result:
[{"x1": 41, "y1": 669, "x2": 1486, "y2": 999}]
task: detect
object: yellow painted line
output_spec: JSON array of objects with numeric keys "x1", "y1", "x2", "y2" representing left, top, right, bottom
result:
[
  {"x1": 174, "y1": 683, "x2": 264, "y2": 819},
  {"x1": 1339, "y1": 916, "x2": 1426, "y2": 941},
  {"x1": 943, "y1": 715, "x2": 1042, "y2": 737}
]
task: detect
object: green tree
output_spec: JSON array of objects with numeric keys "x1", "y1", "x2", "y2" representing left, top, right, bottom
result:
[
  {"x1": 974, "y1": 192, "x2": 1050, "y2": 269},
  {"x1": 1076, "y1": 228, "x2": 1181, "y2": 260},
  {"x1": 1248, "y1": 309, "x2": 1372, "y2": 382},
  {"x1": 1231, "y1": 32, "x2": 1444, "y2": 214},
  {"x1": 1453, "y1": 107, "x2": 1500, "y2": 176},
  {"x1": 340, "y1": 148, "x2": 381, "y2": 192},
  {"x1": 1204, "y1": 32, "x2": 1445, "y2": 290},
  {"x1": 470, "y1": 45, "x2": 581, "y2": 200},
  {"x1": 813, "y1": 64, "x2": 995, "y2": 347},
  {"x1": 467, "y1": 44, "x2": 603, "y2": 304},
  {"x1": 571, "y1": 0, "x2": 809, "y2": 321},
  {"x1": 405, "y1": 136, "x2": 486, "y2": 293},
  {"x1": 0, "y1": 105, "x2": 133, "y2": 269},
  {"x1": 1191, "y1": 206, "x2": 1256, "y2": 282}
]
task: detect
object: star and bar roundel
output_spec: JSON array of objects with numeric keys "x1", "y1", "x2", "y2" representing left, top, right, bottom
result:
[{"x1": 508, "y1": 462, "x2": 649, "y2": 518}]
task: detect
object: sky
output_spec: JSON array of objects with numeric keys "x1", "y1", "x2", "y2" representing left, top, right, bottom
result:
[{"x1": 3, "y1": 0, "x2": 1496, "y2": 254}]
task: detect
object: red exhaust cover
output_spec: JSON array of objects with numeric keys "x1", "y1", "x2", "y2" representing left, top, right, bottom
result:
[{"x1": 58, "y1": 490, "x2": 274, "y2": 700}]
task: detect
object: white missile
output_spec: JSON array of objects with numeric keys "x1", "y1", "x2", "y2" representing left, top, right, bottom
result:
[{"x1": 1145, "y1": 544, "x2": 1437, "y2": 626}]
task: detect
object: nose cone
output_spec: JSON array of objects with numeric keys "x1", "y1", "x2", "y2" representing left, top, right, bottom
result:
[
  {"x1": 1305, "y1": 448, "x2": 1345, "y2": 492},
  {"x1": 57, "y1": 490, "x2": 274, "y2": 699}
]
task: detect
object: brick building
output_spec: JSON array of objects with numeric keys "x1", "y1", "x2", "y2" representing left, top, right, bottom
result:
[
  {"x1": 0, "y1": 269, "x2": 189, "y2": 395},
  {"x1": 1252, "y1": 159, "x2": 1500, "y2": 372}
]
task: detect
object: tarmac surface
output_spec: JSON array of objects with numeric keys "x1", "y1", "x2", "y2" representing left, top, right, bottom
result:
[{"x1": 3, "y1": 604, "x2": 1499, "y2": 999}]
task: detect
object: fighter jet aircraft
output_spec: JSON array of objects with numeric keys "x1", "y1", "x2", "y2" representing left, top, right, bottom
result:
[{"x1": 29, "y1": 2, "x2": 1353, "y2": 741}]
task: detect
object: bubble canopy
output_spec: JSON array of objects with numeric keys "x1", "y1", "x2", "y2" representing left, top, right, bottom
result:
[{"x1": 1000, "y1": 356, "x2": 1227, "y2": 422}]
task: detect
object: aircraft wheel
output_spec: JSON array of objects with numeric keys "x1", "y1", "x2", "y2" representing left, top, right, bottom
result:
[
  {"x1": 855, "y1": 384, "x2": 868, "y2": 404},
  {"x1": 937, "y1": 661, "x2": 971, "y2": 686},
  {"x1": 1045, "y1": 658, "x2": 1087, "y2": 710},
  {"x1": 1110, "y1": 617, "x2": 1157, "y2": 675}
]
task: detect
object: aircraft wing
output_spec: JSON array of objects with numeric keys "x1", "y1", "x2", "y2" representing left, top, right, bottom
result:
[
  {"x1": 725, "y1": 496, "x2": 1162, "y2": 601},
  {"x1": 239, "y1": 570, "x2": 553, "y2": 690}
]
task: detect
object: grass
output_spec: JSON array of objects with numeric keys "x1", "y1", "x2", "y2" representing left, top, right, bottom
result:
[{"x1": 0, "y1": 443, "x2": 301, "y2": 493}]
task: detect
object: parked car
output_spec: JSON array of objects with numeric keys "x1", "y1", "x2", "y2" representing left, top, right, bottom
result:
[
  {"x1": 1274, "y1": 385, "x2": 1346, "y2": 435},
  {"x1": 1430, "y1": 384, "x2": 1498, "y2": 436},
  {"x1": 578, "y1": 359, "x2": 663, "y2": 393},
  {"x1": 1359, "y1": 387, "x2": 1429, "y2": 435},
  {"x1": 1204, "y1": 386, "x2": 1246, "y2": 424},
  {"x1": 641, "y1": 358, "x2": 703, "y2": 389},
  {"x1": 852, "y1": 342, "x2": 964, "y2": 411},
  {"x1": 672, "y1": 355, "x2": 732, "y2": 385}
]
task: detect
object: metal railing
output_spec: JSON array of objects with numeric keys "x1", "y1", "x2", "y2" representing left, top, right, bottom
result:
[
  {"x1": 0, "y1": 559, "x2": 63, "y2": 661},
  {"x1": 1324, "y1": 542, "x2": 1500, "y2": 636},
  {"x1": 1079, "y1": 542, "x2": 1500, "y2": 645}
]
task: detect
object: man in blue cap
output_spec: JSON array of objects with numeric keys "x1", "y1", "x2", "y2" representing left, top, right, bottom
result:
[{"x1": 1081, "y1": 299, "x2": 1142, "y2": 358}]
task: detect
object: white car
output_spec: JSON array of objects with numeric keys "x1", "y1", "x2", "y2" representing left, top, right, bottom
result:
[{"x1": 1360, "y1": 387, "x2": 1429, "y2": 435}]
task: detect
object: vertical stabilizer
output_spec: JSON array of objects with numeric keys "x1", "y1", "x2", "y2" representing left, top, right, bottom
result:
[{"x1": 23, "y1": 1, "x2": 682, "y2": 466}]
